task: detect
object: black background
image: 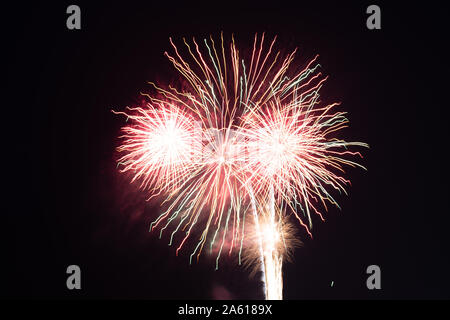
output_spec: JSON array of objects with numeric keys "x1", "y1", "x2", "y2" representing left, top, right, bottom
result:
[{"x1": 3, "y1": 1, "x2": 448, "y2": 300}]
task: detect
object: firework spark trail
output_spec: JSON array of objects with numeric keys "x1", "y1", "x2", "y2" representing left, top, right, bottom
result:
[
  {"x1": 114, "y1": 33, "x2": 368, "y2": 300},
  {"x1": 248, "y1": 187, "x2": 267, "y2": 295},
  {"x1": 263, "y1": 184, "x2": 283, "y2": 300}
]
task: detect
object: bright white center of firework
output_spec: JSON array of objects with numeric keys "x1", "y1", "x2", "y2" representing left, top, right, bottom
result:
[
  {"x1": 261, "y1": 130, "x2": 292, "y2": 174},
  {"x1": 147, "y1": 119, "x2": 188, "y2": 161},
  {"x1": 216, "y1": 141, "x2": 234, "y2": 165},
  {"x1": 163, "y1": 129, "x2": 179, "y2": 145},
  {"x1": 273, "y1": 141, "x2": 285, "y2": 154},
  {"x1": 261, "y1": 223, "x2": 280, "y2": 252}
]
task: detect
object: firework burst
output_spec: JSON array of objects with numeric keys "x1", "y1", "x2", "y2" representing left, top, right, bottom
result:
[
  {"x1": 114, "y1": 33, "x2": 368, "y2": 299},
  {"x1": 113, "y1": 103, "x2": 201, "y2": 195}
]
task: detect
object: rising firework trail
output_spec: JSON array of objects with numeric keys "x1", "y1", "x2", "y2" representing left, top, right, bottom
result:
[{"x1": 114, "y1": 33, "x2": 368, "y2": 300}]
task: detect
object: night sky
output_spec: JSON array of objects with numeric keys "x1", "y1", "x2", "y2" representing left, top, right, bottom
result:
[{"x1": 3, "y1": 1, "x2": 448, "y2": 300}]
